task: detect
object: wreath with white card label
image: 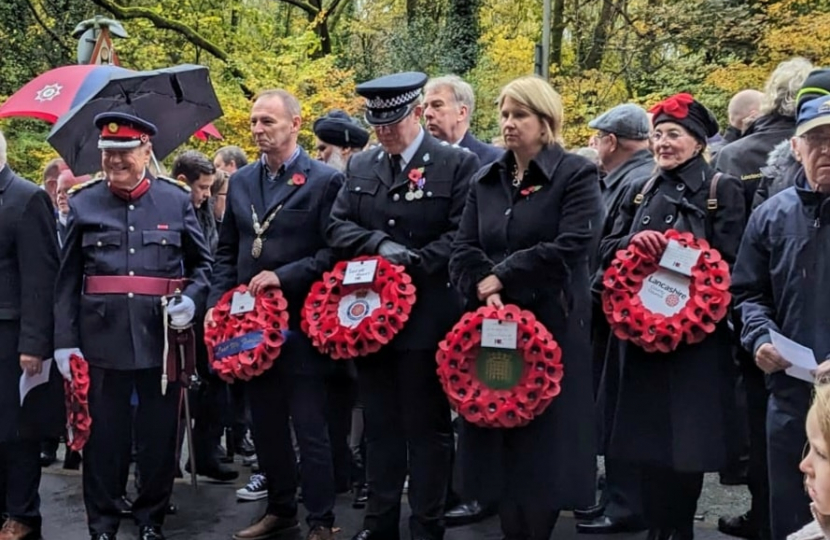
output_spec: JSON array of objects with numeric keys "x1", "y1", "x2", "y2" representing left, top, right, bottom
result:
[
  {"x1": 301, "y1": 256, "x2": 417, "y2": 359},
  {"x1": 601, "y1": 229, "x2": 731, "y2": 353},
  {"x1": 436, "y1": 305, "x2": 563, "y2": 429},
  {"x1": 204, "y1": 285, "x2": 289, "y2": 382}
]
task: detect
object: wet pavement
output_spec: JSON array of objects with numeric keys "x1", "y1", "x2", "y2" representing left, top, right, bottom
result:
[{"x1": 38, "y1": 462, "x2": 746, "y2": 539}]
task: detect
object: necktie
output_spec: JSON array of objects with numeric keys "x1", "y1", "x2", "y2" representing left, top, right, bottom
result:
[{"x1": 390, "y1": 154, "x2": 402, "y2": 177}]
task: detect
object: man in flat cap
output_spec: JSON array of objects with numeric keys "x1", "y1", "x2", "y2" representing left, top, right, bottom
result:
[
  {"x1": 205, "y1": 89, "x2": 345, "y2": 540},
  {"x1": 313, "y1": 110, "x2": 370, "y2": 172},
  {"x1": 326, "y1": 72, "x2": 480, "y2": 540},
  {"x1": 54, "y1": 111, "x2": 213, "y2": 540},
  {"x1": 575, "y1": 103, "x2": 653, "y2": 536}
]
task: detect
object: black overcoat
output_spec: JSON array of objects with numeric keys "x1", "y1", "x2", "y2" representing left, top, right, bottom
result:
[
  {"x1": 598, "y1": 155, "x2": 745, "y2": 471},
  {"x1": 0, "y1": 166, "x2": 60, "y2": 443},
  {"x1": 326, "y1": 131, "x2": 480, "y2": 351},
  {"x1": 208, "y1": 148, "x2": 344, "y2": 375},
  {"x1": 449, "y1": 144, "x2": 602, "y2": 509}
]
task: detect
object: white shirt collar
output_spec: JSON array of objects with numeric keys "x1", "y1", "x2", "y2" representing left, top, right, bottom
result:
[{"x1": 396, "y1": 128, "x2": 425, "y2": 169}]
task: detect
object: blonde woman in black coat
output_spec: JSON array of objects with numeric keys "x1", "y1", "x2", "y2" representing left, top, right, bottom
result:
[{"x1": 450, "y1": 75, "x2": 603, "y2": 540}]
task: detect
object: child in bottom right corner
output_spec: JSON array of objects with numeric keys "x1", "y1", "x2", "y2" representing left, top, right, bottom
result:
[{"x1": 790, "y1": 382, "x2": 830, "y2": 540}]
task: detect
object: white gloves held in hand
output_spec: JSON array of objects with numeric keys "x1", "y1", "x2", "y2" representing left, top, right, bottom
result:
[
  {"x1": 167, "y1": 295, "x2": 196, "y2": 327},
  {"x1": 54, "y1": 347, "x2": 83, "y2": 381}
]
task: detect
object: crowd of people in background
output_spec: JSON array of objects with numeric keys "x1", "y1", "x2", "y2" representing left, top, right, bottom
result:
[{"x1": 2, "y1": 56, "x2": 830, "y2": 540}]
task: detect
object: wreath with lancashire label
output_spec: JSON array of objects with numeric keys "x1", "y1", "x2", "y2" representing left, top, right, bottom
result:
[
  {"x1": 436, "y1": 305, "x2": 564, "y2": 429},
  {"x1": 204, "y1": 285, "x2": 289, "y2": 382},
  {"x1": 601, "y1": 229, "x2": 731, "y2": 353},
  {"x1": 301, "y1": 256, "x2": 417, "y2": 359},
  {"x1": 65, "y1": 353, "x2": 91, "y2": 451}
]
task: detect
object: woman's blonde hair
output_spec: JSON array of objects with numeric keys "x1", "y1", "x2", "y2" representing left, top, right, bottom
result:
[
  {"x1": 810, "y1": 383, "x2": 830, "y2": 451},
  {"x1": 498, "y1": 76, "x2": 564, "y2": 146}
]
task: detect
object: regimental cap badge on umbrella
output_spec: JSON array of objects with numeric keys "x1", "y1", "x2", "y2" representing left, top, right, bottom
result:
[
  {"x1": 94, "y1": 111, "x2": 157, "y2": 150},
  {"x1": 356, "y1": 71, "x2": 427, "y2": 126}
]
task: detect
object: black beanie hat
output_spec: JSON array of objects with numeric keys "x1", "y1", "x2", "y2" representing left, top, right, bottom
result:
[
  {"x1": 796, "y1": 68, "x2": 830, "y2": 112},
  {"x1": 312, "y1": 110, "x2": 370, "y2": 149},
  {"x1": 649, "y1": 93, "x2": 719, "y2": 145}
]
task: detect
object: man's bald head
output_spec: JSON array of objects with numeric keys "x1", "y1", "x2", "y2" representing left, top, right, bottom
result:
[{"x1": 728, "y1": 89, "x2": 764, "y2": 131}]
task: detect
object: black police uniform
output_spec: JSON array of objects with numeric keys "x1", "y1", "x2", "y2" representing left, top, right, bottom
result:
[
  {"x1": 207, "y1": 147, "x2": 344, "y2": 532},
  {"x1": 54, "y1": 113, "x2": 213, "y2": 538},
  {"x1": 326, "y1": 72, "x2": 480, "y2": 540}
]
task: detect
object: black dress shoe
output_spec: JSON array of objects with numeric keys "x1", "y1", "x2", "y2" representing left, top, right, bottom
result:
[
  {"x1": 718, "y1": 512, "x2": 758, "y2": 539},
  {"x1": 139, "y1": 525, "x2": 165, "y2": 540},
  {"x1": 576, "y1": 516, "x2": 647, "y2": 534},
  {"x1": 572, "y1": 504, "x2": 604, "y2": 521},
  {"x1": 351, "y1": 530, "x2": 373, "y2": 540},
  {"x1": 352, "y1": 484, "x2": 368, "y2": 509},
  {"x1": 116, "y1": 495, "x2": 133, "y2": 518},
  {"x1": 184, "y1": 460, "x2": 239, "y2": 482},
  {"x1": 91, "y1": 534, "x2": 117, "y2": 540},
  {"x1": 444, "y1": 500, "x2": 496, "y2": 527},
  {"x1": 39, "y1": 451, "x2": 57, "y2": 467}
]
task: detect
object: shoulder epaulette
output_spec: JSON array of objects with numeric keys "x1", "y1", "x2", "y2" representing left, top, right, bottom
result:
[
  {"x1": 157, "y1": 176, "x2": 191, "y2": 192},
  {"x1": 67, "y1": 177, "x2": 103, "y2": 195}
]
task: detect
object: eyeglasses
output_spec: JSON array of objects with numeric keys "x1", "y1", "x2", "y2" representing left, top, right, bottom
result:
[
  {"x1": 650, "y1": 130, "x2": 689, "y2": 143},
  {"x1": 800, "y1": 134, "x2": 830, "y2": 150}
]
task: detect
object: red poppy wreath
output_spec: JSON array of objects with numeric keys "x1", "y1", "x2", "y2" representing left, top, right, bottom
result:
[
  {"x1": 436, "y1": 305, "x2": 564, "y2": 429},
  {"x1": 301, "y1": 256, "x2": 417, "y2": 359},
  {"x1": 601, "y1": 229, "x2": 731, "y2": 353},
  {"x1": 204, "y1": 285, "x2": 289, "y2": 383},
  {"x1": 64, "y1": 353, "x2": 91, "y2": 452}
]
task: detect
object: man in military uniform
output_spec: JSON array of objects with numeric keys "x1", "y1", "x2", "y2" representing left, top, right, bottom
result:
[
  {"x1": 54, "y1": 112, "x2": 213, "y2": 540},
  {"x1": 326, "y1": 72, "x2": 479, "y2": 540},
  {"x1": 205, "y1": 89, "x2": 344, "y2": 540}
]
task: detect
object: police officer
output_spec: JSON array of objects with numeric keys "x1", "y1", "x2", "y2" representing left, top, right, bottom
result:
[
  {"x1": 54, "y1": 112, "x2": 213, "y2": 540},
  {"x1": 205, "y1": 89, "x2": 344, "y2": 540},
  {"x1": 326, "y1": 72, "x2": 479, "y2": 540}
]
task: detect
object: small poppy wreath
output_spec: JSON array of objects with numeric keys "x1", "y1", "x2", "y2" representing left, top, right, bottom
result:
[
  {"x1": 65, "y1": 353, "x2": 91, "y2": 452},
  {"x1": 301, "y1": 256, "x2": 417, "y2": 359},
  {"x1": 436, "y1": 304, "x2": 564, "y2": 429},
  {"x1": 601, "y1": 229, "x2": 731, "y2": 353},
  {"x1": 204, "y1": 285, "x2": 290, "y2": 382}
]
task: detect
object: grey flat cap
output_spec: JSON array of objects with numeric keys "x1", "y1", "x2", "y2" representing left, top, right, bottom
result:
[{"x1": 588, "y1": 104, "x2": 650, "y2": 140}]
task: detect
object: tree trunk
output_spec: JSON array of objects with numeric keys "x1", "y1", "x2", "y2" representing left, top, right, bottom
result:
[
  {"x1": 550, "y1": 0, "x2": 565, "y2": 67},
  {"x1": 583, "y1": 0, "x2": 618, "y2": 71}
]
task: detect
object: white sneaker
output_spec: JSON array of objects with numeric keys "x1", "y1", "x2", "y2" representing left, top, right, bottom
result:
[{"x1": 236, "y1": 473, "x2": 268, "y2": 501}]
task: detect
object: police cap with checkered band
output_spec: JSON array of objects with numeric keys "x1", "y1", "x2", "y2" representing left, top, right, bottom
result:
[{"x1": 356, "y1": 72, "x2": 428, "y2": 126}]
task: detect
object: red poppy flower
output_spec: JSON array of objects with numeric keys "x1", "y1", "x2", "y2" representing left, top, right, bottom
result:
[
  {"x1": 408, "y1": 168, "x2": 423, "y2": 183},
  {"x1": 64, "y1": 354, "x2": 92, "y2": 452},
  {"x1": 289, "y1": 173, "x2": 306, "y2": 186}
]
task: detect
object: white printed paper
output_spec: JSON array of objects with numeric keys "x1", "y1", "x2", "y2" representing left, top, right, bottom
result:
[
  {"x1": 481, "y1": 319, "x2": 518, "y2": 350},
  {"x1": 659, "y1": 240, "x2": 702, "y2": 277},
  {"x1": 769, "y1": 329, "x2": 818, "y2": 383},
  {"x1": 343, "y1": 259, "x2": 379, "y2": 286},
  {"x1": 637, "y1": 268, "x2": 691, "y2": 317},
  {"x1": 230, "y1": 291, "x2": 256, "y2": 315},
  {"x1": 19, "y1": 358, "x2": 52, "y2": 406}
]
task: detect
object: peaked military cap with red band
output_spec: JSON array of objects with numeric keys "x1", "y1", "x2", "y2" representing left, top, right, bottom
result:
[{"x1": 94, "y1": 111, "x2": 158, "y2": 150}]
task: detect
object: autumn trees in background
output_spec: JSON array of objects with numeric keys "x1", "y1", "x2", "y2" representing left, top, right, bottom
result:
[{"x1": 1, "y1": 0, "x2": 829, "y2": 179}]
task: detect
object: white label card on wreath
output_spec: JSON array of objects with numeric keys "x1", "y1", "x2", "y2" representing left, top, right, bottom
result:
[
  {"x1": 638, "y1": 268, "x2": 691, "y2": 317},
  {"x1": 230, "y1": 291, "x2": 256, "y2": 315},
  {"x1": 659, "y1": 240, "x2": 702, "y2": 277},
  {"x1": 343, "y1": 259, "x2": 379, "y2": 286},
  {"x1": 481, "y1": 319, "x2": 518, "y2": 350}
]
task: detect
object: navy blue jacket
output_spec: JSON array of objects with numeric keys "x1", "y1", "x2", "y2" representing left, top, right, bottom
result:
[
  {"x1": 459, "y1": 131, "x2": 503, "y2": 167},
  {"x1": 208, "y1": 148, "x2": 344, "y2": 329},
  {"x1": 733, "y1": 170, "x2": 830, "y2": 389},
  {"x1": 55, "y1": 174, "x2": 214, "y2": 370}
]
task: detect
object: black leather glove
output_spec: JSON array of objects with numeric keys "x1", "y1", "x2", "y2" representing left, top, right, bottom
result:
[{"x1": 378, "y1": 240, "x2": 421, "y2": 266}]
